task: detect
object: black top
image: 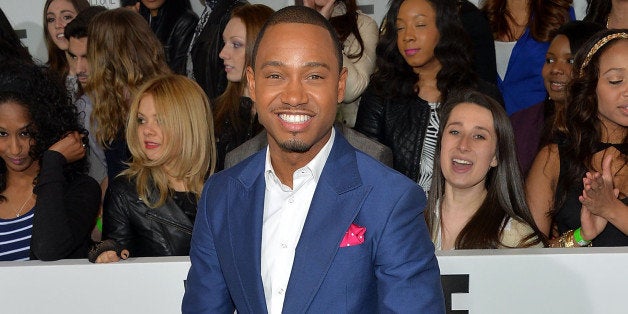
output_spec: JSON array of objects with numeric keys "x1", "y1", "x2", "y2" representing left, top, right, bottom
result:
[
  {"x1": 30, "y1": 150, "x2": 101, "y2": 260},
  {"x1": 555, "y1": 143, "x2": 628, "y2": 246},
  {"x1": 458, "y1": 0, "x2": 497, "y2": 85},
  {"x1": 215, "y1": 96, "x2": 263, "y2": 171},
  {"x1": 141, "y1": 4, "x2": 198, "y2": 75}
]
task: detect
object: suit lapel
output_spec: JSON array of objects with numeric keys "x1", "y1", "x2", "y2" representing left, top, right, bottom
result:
[
  {"x1": 282, "y1": 133, "x2": 371, "y2": 313},
  {"x1": 228, "y1": 150, "x2": 268, "y2": 313}
]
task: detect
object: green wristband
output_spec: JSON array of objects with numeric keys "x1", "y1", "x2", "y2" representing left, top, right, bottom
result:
[
  {"x1": 96, "y1": 216, "x2": 103, "y2": 232},
  {"x1": 574, "y1": 228, "x2": 591, "y2": 246}
]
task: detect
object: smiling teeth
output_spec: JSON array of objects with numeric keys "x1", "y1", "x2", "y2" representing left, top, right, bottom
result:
[
  {"x1": 453, "y1": 158, "x2": 471, "y2": 165},
  {"x1": 279, "y1": 114, "x2": 310, "y2": 123}
]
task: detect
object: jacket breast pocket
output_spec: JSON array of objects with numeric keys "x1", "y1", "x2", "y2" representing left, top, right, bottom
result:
[{"x1": 333, "y1": 242, "x2": 371, "y2": 269}]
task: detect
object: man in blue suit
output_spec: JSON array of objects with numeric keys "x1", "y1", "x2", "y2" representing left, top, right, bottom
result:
[{"x1": 182, "y1": 5, "x2": 445, "y2": 313}]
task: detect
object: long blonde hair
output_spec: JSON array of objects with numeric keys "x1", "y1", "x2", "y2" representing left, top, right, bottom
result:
[
  {"x1": 85, "y1": 8, "x2": 170, "y2": 146},
  {"x1": 124, "y1": 75, "x2": 216, "y2": 208}
]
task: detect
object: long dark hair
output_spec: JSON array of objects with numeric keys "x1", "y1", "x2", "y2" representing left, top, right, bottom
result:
[
  {"x1": 553, "y1": 29, "x2": 628, "y2": 216},
  {"x1": 482, "y1": 0, "x2": 572, "y2": 42},
  {"x1": 0, "y1": 61, "x2": 88, "y2": 202},
  {"x1": 371, "y1": 0, "x2": 476, "y2": 102},
  {"x1": 583, "y1": 0, "x2": 611, "y2": 26},
  {"x1": 426, "y1": 90, "x2": 546, "y2": 249},
  {"x1": 329, "y1": 0, "x2": 366, "y2": 60}
]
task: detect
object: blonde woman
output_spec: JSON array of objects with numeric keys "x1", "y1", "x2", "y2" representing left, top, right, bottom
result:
[
  {"x1": 85, "y1": 8, "x2": 171, "y2": 179},
  {"x1": 90, "y1": 75, "x2": 215, "y2": 263}
]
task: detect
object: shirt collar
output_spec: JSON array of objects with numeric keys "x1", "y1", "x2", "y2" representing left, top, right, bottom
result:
[{"x1": 264, "y1": 128, "x2": 336, "y2": 189}]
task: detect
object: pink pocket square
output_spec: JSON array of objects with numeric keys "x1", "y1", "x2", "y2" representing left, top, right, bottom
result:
[{"x1": 340, "y1": 223, "x2": 366, "y2": 247}]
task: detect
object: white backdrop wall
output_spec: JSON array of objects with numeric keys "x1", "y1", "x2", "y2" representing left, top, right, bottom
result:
[{"x1": 1, "y1": 248, "x2": 628, "y2": 314}]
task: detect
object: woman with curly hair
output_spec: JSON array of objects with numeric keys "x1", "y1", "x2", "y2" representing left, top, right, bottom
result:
[
  {"x1": 91, "y1": 75, "x2": 215, "y2": 262},
  {"x1": 481, "y1": 0, "x2": 573, "y2": 115},
  {"x1": 584, "y1": 0, "x2": 628, "y2": 29},
  {"x1": 43, "y1": 0, "x2": 89, "y2": 101},
  {"x1": 426, "y1": 90, "x2": 545, "y2": 249},
  {"x1": 354, "y1": 0, "x2": 501, "y2": 192},
  {"x1": 526, "y1": 29, "x2": 628, "y2": 247},
  {"x1": 85, "y1": 8, "x2": 171, "y2": 179},
  {"x1": 0, "y1": 61, "x2": 100, "y2": 261}
]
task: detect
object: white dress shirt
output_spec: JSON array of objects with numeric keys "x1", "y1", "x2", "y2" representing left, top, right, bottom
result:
[{"x1": 261, "y1": 129, "x2": 335, "y2": 314}]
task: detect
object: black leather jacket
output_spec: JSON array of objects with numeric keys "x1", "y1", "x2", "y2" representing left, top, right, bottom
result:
[
  {"x1": 355, "y1": 82, "x2": 502, "y2": 182},
  {"x1": 141, "y1": 4, "x2": 198, "y2": 75},
  {"x1": 103, "y1": 176, "x2": 195, "y2": 257},
  {"x1": 189, "y1": 0, "x2": 247, "y2": 100}
]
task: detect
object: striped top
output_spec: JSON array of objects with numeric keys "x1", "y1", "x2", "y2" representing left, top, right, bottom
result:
[
  {"x1": 0, "y1": 210, "x2": 34, "y2": 261},
  {"x1": 417, "y1": 102, "x2": 440, "y2": 193}
]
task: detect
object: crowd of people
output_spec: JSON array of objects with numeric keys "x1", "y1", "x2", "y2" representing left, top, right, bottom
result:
[{"x1": 0, "y1": 0, "x2": 627, "y2": 310}]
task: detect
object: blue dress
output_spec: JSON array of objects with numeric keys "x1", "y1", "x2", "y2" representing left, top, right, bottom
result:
[{"x1": 498, "y1": 8, "x2": 575, "y2": 115}]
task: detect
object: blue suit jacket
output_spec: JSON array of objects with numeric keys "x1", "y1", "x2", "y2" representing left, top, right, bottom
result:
[{"x1": 182, "y1": 132, "x2": 445, "y2": 313}]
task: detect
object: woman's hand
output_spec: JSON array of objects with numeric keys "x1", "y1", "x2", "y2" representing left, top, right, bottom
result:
[
  {"x1": 580, "y1": 204, "x2": 608, "y2": 241},
  {"x1": 303, "y1": 0, "x2": 336, "y2": 20},
  {"x1": 95, "y1": 249, "x2": 130, "y2": 263},
  {"x1": 579, "y1": 155, "x2": 621, "y2": 218},
  {"x1": 49, "y1": 131, "x2": 86, "y2": 163},
  {"x1": 579, "y1": 155, "x2": 621, "y2": 241}
]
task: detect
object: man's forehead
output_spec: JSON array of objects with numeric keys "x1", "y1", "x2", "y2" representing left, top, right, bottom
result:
[
  {"x1": 260, "y1": 23, "x2": 332, "y2": 46},
  {"x1": 255, "y1": 23, "x2": 336, "y2": 63}
]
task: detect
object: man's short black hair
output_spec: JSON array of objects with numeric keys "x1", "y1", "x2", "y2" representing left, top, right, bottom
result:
[
  {"x1": 250, "y1": 5, "x2": 343, "y2": 73},
  {"x1": 65, "y1": 6, "x2": 107, "y2": 39}
]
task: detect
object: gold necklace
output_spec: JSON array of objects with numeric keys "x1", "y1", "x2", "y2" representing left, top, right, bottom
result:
[{"x1": 15, "y1": 191, "x2": 33, "y2": 217}]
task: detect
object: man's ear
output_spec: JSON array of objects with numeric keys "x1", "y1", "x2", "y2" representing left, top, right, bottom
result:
[
  {"x1": 337, "y1": 67, "x2": 348, "y2": 103},
  {"x1": 246, "y1": 66, "x2": 256, "y2": 102}
]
